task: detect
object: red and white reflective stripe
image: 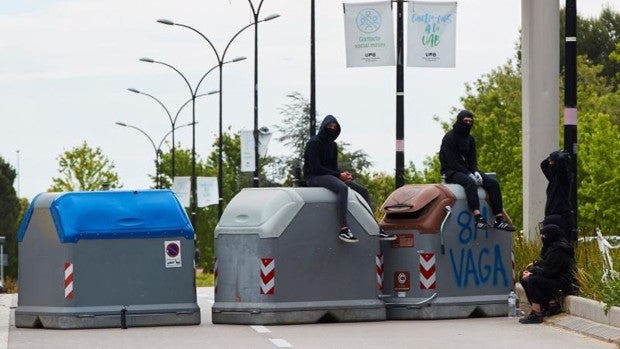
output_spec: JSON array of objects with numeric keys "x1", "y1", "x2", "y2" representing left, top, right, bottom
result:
[
  {"x1": 260, "y1": 258, "x2": 275, "y2": 295},
  {"x1": 213, "y1": 258, "x2": 218, "y2": 294},
  {"x1": 376, "y1": 253, "x2": 384, "y2": 290},
  {"x1": 511, "y1": 251, "x2": 516, "y2": 285},
  {"x1": 419, "y1": 253, "x2": 436, "y2": 290},
  {"x1": 64, "y1": 262, "x2": 74, "y2": 299}
]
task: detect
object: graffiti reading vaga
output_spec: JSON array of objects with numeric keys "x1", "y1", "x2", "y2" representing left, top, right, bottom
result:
[{"x1": 448, "y1": 210, "x2": 509, "y2": 288}]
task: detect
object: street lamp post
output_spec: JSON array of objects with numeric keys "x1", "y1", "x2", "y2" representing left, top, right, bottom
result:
[
  {"x1": 115, "y1": 121, "x2": 195, "y2": 189},
  {"x1": 158, "y1": 13, "x2": 278, "y2": 218},
  {"x1": 246, "y1": 1, "x2": 278, "y2": 187},
  {"x1": 140, "y1": 57, "x2": 237, "y2": 229},
  {"x1": 127, "y1": 88, "x2": 219, "y2": 180}
]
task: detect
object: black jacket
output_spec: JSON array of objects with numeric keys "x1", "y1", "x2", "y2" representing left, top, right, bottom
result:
[
  {"x1": 303, "y1": 115, "x2": 341, "y2": 179},
  {"x1": 439, "y1": 111, "x2": 479, "y2": 179},
  {"x1": 530, "y1": 224, "x2": 576, "y2": 289},
  {"x1": 540, "y1": 151, "x2": 573, "y2": 216}
]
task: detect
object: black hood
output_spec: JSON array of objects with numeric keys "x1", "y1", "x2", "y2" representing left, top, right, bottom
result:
[
  {"x1": 318, "y1": 114, "x2": 341, "y2": 142},
  {"x1": 453, "y1": 110, "x2": 474, "y2": 137},
  {"x1": 541, "y1": 224, "x2": 563, "y2": 244}
]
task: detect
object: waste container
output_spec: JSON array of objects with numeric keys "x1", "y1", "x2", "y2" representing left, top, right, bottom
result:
[
  {"x1": 15, "y1": 190, "x2": 200, "y2": 329},
  {"x1": 379, "y1": 184, "x2": 513, "y2": 319},
  {"x1": 212, "y1": 187, "x2": 386, "y2": 325}
]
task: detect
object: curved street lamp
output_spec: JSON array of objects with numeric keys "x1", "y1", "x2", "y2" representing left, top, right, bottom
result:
[
  {"x1": 115, "y1": 121, "x2": 195, "y2": 189},
  {"x1": 126, "y1": 87, "x2": 219, "y2": 179},
  {"x1": 139, "y1": 57, "x2": 239, "y2": 229},
  {"x1": 246, "y1": 2, "x2": 281, "y2": 188},
  {"x1": 157, "y1": 13, "x2": 278, "y2": 218}
]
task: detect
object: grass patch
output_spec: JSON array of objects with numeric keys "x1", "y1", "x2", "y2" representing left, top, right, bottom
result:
[{"x1": 196, "y1": 270, "x2": 214, "y2": 287}]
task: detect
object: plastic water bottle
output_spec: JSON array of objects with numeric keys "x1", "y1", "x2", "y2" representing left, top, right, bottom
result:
[{"x1": 508, "y1": 290, "x2": 518, "y2": 318}]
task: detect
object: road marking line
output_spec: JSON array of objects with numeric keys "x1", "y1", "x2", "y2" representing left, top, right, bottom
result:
[
  {"x1": 251, "y1": 325, "x2": 271, "y2": 333},
  {"x1": 269, "y1": 338, "x2": 293, "y2": 348}
]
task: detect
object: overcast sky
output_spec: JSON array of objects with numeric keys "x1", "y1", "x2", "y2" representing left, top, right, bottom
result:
[{"x1": 0, "y1": 0, "x2": 616, "y2": 200}]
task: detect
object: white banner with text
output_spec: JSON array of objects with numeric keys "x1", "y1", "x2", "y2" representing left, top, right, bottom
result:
[
  {"x1": 343, "y1": 1, "x2": 395, "y2": 67},
  {"x1": 407, "y1": 1, "x2": 457, "y2": 68}
]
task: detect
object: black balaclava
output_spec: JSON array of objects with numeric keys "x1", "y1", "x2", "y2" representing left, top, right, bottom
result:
[
  {"x1": 540, "y1": 223, "x2": 563, "y2": 245},
  {"x1": 453, "y1": 110, "x2": 474, "y2": 137},
  {"x1": 318, "y1": 114, "x2": 341, "y2": 142}
]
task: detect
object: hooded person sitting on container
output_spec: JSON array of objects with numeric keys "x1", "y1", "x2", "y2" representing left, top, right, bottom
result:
[
  {"x1": 303, "y1": 114, "x2": 396, "y2": 243},
  {"x1": 439, "y1": 109, "x2": 516, "y2": 231},
  {"x1": 519, "y1": 223, "x2": 576, "y2": 324}
]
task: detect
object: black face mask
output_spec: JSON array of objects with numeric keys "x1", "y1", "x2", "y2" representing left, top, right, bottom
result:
[{"x1": 324, "y1": 128, "x2": 338, "y2": 141}]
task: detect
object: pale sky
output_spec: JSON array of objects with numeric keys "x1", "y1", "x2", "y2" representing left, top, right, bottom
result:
[{"x1": 0, "y1": 0, "x2": 616, "y2": 200}]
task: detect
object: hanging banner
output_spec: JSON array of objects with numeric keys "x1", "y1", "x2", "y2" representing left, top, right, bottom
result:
[
  {"x1": 172, "y1": 176, "x2": 218, "y2": 208},
  {"x1": 407, "y1": 1, "x2": 457, "y2": 68},
  {"x1": 343, "y1": 1, "x2": 395, "y2": 67},
  {"x1": 240, "y1": 130, "x2": 255, "y2": 172},
  {"x1": 196, "y1": 177, "x2": 218, "y2": 207},
  {"x1": 239, "y1": 129, "x2": 272, "y2": 172}
]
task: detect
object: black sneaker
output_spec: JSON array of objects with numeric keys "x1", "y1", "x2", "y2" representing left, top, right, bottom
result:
[
  {"x1": 379, "y1": 229, "x2": 397, "y2": 241},
  {"x1": 494, "y1": 219, "x2": 516, "y2": 232},
  {"x1": 475, "y1": 216, "x2": 490, "y2": 229},
  {"x1": 519, "y1": 311, "x2": 544, "y2": 324},
  {"x1": 339, "y1": 228, "x2": 359, "y2": 243}
]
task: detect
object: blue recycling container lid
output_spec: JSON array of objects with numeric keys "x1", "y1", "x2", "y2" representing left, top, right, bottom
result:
[{"x1": 18, "y1": 190, "x2": 194, "y2": 243}]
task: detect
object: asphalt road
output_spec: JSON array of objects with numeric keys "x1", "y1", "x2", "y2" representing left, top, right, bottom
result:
[{"x1": 6, "y1": 288, "x2": 616, "y2": 349}]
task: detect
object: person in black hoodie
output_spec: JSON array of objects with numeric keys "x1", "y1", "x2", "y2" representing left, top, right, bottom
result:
[
  {"x1": 439, "y1": 110, "x2": 515, "y2": 231},
  {"x1": 519, "y1": 223, "x2": 576, "y2": 324},
  {"x1": 303, "y1": 115, "x2": 396, "y2": 243},
  {"x1": 540, "y1": 150, "x2": 576, "y2": 243}
]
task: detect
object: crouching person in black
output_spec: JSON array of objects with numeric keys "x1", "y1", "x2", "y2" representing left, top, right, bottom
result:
[{"x1": 519, "y1": 224, "x2": 576, "y2": 324}]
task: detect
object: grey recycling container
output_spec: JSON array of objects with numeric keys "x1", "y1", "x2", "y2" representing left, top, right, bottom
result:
[
  {"x1": 212, "y1": 187, "x2": 386, "y2": 325},
  {"x1": 378, "y1": 183, "x2": 514, "y2": 319},
  {"x1": 15, "y1": 190, "x2": 200, "y2": 329}
]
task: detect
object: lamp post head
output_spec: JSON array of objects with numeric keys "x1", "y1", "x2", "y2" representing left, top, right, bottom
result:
[
  {"x1": 127, "y1": 88, "x2": 141, "y2": 94},
  {"x1": 157, "y1": 18, "x2": 175, "y2": 25},
  {"x1": 263, "y1": 14, "x2": 280, "y2": 22},
  {"x1": 115, "y1": 122, "x2": 127, "y2": 127},
  {"x1": 139, "y1": 57, "x2": 155, "y2": 63},
  {"x1": 232, "y1": 56, "x2": 247, "y2": 63}
]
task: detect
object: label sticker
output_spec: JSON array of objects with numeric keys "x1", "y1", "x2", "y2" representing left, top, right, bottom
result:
[
  {"x1": 165, "y1": 240, "x2": 182, "y2": 268},
  {"x1": 394, "y1": 271, "x2": 410, "y2": 291}
]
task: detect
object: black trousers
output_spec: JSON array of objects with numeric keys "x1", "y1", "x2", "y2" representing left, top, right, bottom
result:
[
  {"x1": 521, "y1": 275, "x2": 568, "y2": 307},
  {"x1": 447, "y1": 172, "x2": 504, "y2": 215},
  {"x1": 306, "y1": 175, "x2": 370, "y2": 228}
]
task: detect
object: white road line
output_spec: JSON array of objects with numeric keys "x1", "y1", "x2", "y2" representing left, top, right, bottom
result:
[
  {"x1": 269, "y1": 338, "x2": 293, "y2": 348},
  {"x1": 250, "y1": 325, "x2": 271, "y2": 333}
]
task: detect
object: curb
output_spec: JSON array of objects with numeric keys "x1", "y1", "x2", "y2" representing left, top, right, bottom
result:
[{"x1": 516, "y1": 282, "x2": 620, "y2": 344}]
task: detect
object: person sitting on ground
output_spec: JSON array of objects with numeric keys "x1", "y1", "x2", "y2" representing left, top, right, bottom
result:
[
  {"x1": 438, "y1": 109, "x2": 516, "y2": 231},
  {"x1": 519, "y1": 223, "x2": 576, "y2": 324},
  {"x1": 303, "y1": 114, "x2": 396, "y2": 243}
]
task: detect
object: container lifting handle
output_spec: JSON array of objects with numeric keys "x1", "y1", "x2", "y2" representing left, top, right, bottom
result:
[
  {"x1": 384, "y1": 204, "x2": 414, "y2": 212},
  {"x1": 439, "y1": 206, "x2": 452, "y2": 255}
]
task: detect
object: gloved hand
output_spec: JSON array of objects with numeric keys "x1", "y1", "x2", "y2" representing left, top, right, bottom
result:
[
  {"x1": 474, "y1": 171, "x2": 483, "y2": 186},
  {"x1": 468, "y1": 173, "x2": 477, "y2": 183}
]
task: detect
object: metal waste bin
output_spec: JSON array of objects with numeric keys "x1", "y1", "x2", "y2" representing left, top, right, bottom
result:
[
  {"x1": 15, "y1": 190, "x2": 200, "y2": 329},
  {"x1": 212, "y1": 187, "x2": 386, "y2": 325},
  {"x1": 379, "y1": 184, "x2": 513, "y2": 319}
]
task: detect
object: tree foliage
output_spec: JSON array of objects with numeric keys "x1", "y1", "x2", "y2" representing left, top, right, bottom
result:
[
  {"x1": 0, "y1": 157, "x2": 20, "y2": 279},
  {"x1": 49, "y1": 141, "x2": 121, "y2": 192},
  {"x1": 560, "y1": 6, "x2": 620, "y2": 85}
]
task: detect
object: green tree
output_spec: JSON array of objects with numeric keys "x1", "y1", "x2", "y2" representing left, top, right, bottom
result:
[
  {"x1": 560, "y1": 7, "x2": 620, "y2": 85},
  {"x1": 49, "y1": 141, "x2": 121, "y2": 191},
  {"x1": 0, "y1": 157, "x2": 21, "y2": 279}
]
